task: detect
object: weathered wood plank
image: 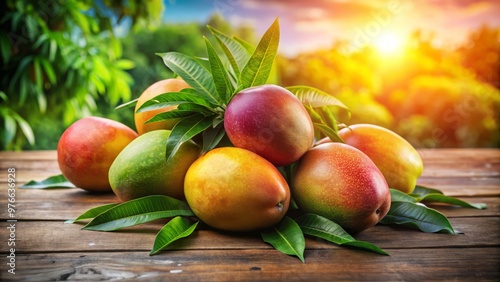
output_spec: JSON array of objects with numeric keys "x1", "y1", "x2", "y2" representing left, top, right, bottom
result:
[
  {"x1": 0, "y1": 149, "x2": 498, "y2": 281},
  {"x1": 1, "y1": 217, "x2": 497, "y2": 254},
  {"x1": 0, "y1": 189, "x2": 118, "y2": 221},
  {"x1": 0, "y1": 192, "x2": 497, "y2": 221},
  {"x1": 417, "y1": 148, "x2": 500, "y2": 162},
  {"x1": 1, "y1": 248, "x2": 499, "y2": 281},
  {"x1": 0, "y1": 150, "x2": 57, "y2": 160},
  {"x1": 4, "y1": 159, "x2": 496, "y2": 178}
]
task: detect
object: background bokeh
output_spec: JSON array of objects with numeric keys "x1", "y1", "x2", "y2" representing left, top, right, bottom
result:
[{"x1": 1, "y1": 0, "x2": 499, "y2": 150}]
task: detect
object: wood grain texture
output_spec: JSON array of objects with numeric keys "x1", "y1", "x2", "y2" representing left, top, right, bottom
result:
[
  {"x1": 0, "y1": 217, "x2": 497, "y2": 254},
  {"x1": 0, "y1": 149, "x2": 499, "y2": 281}
]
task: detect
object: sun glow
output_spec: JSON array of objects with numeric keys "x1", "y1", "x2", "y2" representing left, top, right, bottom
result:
[{"x1": 374, "y1": 33, "x2": 404, "y2": 55}]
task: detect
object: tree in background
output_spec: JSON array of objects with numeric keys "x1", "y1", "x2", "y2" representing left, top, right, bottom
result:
[
  {"x1": 280, "y1": 27, "x2": 500, "y2": 148},
  {"x1": 457, "y1": 26, "x2": 499, "y2": 88},
  {"x1": 0, "y1": 0, "x2": 162, "y2": 150}
]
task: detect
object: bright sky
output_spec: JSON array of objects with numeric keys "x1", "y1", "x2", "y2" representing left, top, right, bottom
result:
[{"x1": 163, "y1": 0, "x2": 500, "y2": 56}]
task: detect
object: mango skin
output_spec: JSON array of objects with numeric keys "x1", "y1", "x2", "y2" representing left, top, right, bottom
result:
[
  {"x1": 338, "y1": 124, "x2": 424, "y2": 194},
  {"x1": 134, "y1": 78, "x2": 190, "y2": 135},
  {"x1": 109, "y1": 130, "x2": 200, "y2": 202},
  {"x1": 224, "y1": 84, "x2": 314, "y2": 167},
  {"x1": 57, "y1": 116, "x2": 138, "y2": 192},
  {"x1": 184, "y1": 147, "x2": 290, "y2": 232},
  {"x1": 292, "y1": 143, "x2": 391, "y2": 234}
]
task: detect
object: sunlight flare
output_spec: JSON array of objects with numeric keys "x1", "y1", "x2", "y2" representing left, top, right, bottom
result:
[{"x1": 374, "y1": 33, "x2": 404, "y2": 55}]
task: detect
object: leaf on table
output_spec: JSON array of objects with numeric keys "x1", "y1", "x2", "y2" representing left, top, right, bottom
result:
[
  {"x1": 410, "y1": 185, "x2": 444, "y2": 197},
  {"x1": 295, "y1": 213, "x2": 354, "y2": 244},
  {"x1": 65, "y1": 203, "x2": 119, "y2": 224},
  {"x1": 379, "y1": 201, "x2": 458, "y2": 234},
  {"x1": 150, "y1": 216, "x2": 199, "y2": 255},
  {"x1": 390, "y1": 188, "x2": 418, "y2": 203},
  {"x1": 20, "y1": 174, "x2": 76, "y2": 189},
  {"x1": 261, "y1": 216, "x2": 305, "y2": 262},
  {"x1": 342, "y1": 241, "x2": 389, "y2": 256},
  {"x1": 295, "y1": 213, "x2": 388, "y2": 255},
  {"x1": 410, "y1": 185, "x2": 487, "y2": 209},
  {"x1": 418, "y1": 194, "x2": 487, "y2": 210},
  {"x1": 83, "y1": 195, "x2": 194, "y2": 231}
]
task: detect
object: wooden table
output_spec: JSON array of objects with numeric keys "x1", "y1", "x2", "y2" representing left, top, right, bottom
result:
[{"x1": 0, "y1": 149, "x2": 499, "y2": 281}]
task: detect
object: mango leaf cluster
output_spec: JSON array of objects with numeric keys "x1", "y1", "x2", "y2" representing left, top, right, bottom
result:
[
  {"x1": 67, "y1": 194, "x2": 388, "y2": 260},
  {"x1": 129, "y1": 18, "x2": 347, "y2": 161},
  {"x1": 380, "y1": 186, "x2": 486, "y2": 234}
]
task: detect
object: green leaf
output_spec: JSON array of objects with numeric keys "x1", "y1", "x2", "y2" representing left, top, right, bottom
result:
[
  {"x1": 150, "y1": 217, "x2": 199, "y2": 255},
  {"x1": 33, "y1": 57, "x2": 43, "y2": 90},
  {"x1": 136, "y1": 91, "x2": 211, "y2": 113},
  {"x1": 318, "y1": 106, "x2": 340, "y2": 132},
  {"x1": 10, "y1": 55, "x2": 32, "y2": 89},
  {"x1": 419, "y1": 194, "x2": 487, "y2": 210},
  {"x1": 295, "y1": 214, "x2": 354, "y2": 244},
  {"x1": 295, "y1": 214, "x2": 389, "y2": 255},
  {"x1": 20, "y1": 174, "x2": 75, "y2": 189},
  {"x1": 0, "y1": 31, "x2": 11, "y2": 64},
  {"x1": 411, "y1": 185, "x2": 444, "y2": 197},
  {"x1": 233, "y1": 36, "x2": 255, "y2": 54},
  {"x1": 157, "y1": 52, "x2": 220, "y2": 106},
  {"x1": 49, "y1": 39, "x2": 57, "y2": 61},
  {"x1": 410, "y1": 185, "x2": 487, "y2": 209},
  {"x1": 239, "y1": 18, "x2": 280, "y2": 89},
  {"x1": 36, "y1": 90, "x2": 47, "y2": 114},
  {"x1": 115, "y1": 59, "x2": 135, "y2": 70},
  {"x1": 287, "y1": 86, "x2": 349, "y2": 110},
  {"x1": 65, "y1": 203, "x2": 119, "y2": 224},
  {"x1": 165, "y1": 115, "x2": 213, "y2": 162},
  {"x1": 39, "y1": 57, "x2": 56, "y2": 85},
  {"x1": 115, "y1": 98, "x2": 138, "y2": 111},
  {"x1": 208, "y1": 26, "x2": 250, "y2": 77},
  {"x1": 3, "y1": 115, "x2": 16, "y2": 147},
  {"x1": 201, "y1": 123, "x2": 226, "y2": 153},
  {"x1": 261, "y1": 216, "x2": 305, "y2": 262},
  {"x1": 342, "y1": 241, "x2": 389, "y2": 255},
  {"x1": 204, "y1": 37, "x2": 234, "y2": 103},
  {"x1": 176, "y1": 102, "x2": 214, "y2": 115},
  {"x1": 83, "y1": 195, "x2": 194, "y2": 231},
  {"x1": 312, "y1": 122, "x2": 344, "y2": 143},
  {"x1": 379, "y1": 201, "x2": 457, "y2": 234},
  {"x1": 145, "y1": 109, "x2": 197, "y2": 124},
  {"x1": 390, "y1": 188, "x2": 418, "y2": 203}
]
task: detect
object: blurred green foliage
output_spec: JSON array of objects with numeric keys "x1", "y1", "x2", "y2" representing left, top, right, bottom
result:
[{"x1": 0, "y1": 0, "x2": 161, "y2": 150}]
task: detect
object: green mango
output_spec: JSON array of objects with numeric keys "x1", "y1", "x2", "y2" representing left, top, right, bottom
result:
[{"x1": 109, "y1": 130, "x2": 200, "y2": 202}]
